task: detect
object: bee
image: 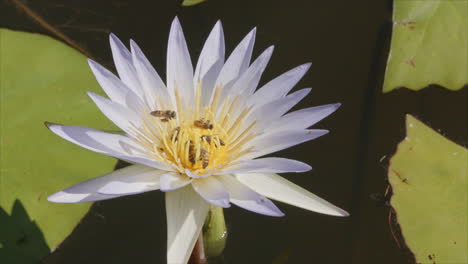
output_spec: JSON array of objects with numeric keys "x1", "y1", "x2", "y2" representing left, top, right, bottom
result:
[
  {"x1": 199, "y1": 148, "x2": 209, "y2": 169},
  {"x1": 194, "y1": 119, "x2": 213, "y2": 130},
  {"x1": 188, "y1": 140, "x2": 196, "y2": 164},
  {"x1": 201, "y1": 135, "x2": 225, "y2": 146},
  {"x1": 151, "y1": 110, "x2": 176, "y2": 121}
]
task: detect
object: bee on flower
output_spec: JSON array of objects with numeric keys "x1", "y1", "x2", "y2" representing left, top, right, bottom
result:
[{"x1": 46, "y1": 17, "x2": 348, "y2": 264}]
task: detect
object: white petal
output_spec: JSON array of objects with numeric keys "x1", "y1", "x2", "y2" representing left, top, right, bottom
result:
[
  {"x1": 229, "y1": 46, "x2": 274, "y2": 96},
  {"x1": 98, "y1": 181, "x2": 157, "y2": 195},
  {"x1": 46, "y1": 123, "x2": 171, "y2": 170},
  {"x1": 47, "y1": 164, "x2": 158, "y2": 203},
  {"x1": 87, "y1": 92, "x2": 143, "y2": 135},
  {"x1": 109, "y1": 33, "x2": 144, "y2": 98},
  {"x1": 201, "y1": 58, "x2": 224, "y2": 108},
  {"x1": 218, "y1": 174, "x2": 283, "y2": 216},
  {"x1": 213, "y1": 27, "x2": 256, "y2": 97},
  {"x1": 184, "y1": 169, "x2": 210, "y2": 179},
  {"x1": 250, "y1": 88, "x2": 311, "y2": 129},
  {"x1": 194, "y1": 20, "x2": 225, "y2": 106},
  {"x1": 252, "y1": 63, "x2": 312, "y2": 106},
  {"x1": 221, "y1": 157, "x2": 312, "y2": 174},
  {"x1": 160, "y1": 172, "x2": 192, "y2": 191},
  {"x1": 97, "y1": 167, "x2": 165, "y2": 195},
  {"x1": 130, "y1": 40, "x2": 172, "y2": 110},
  {"x1": 243, "y1": 129, "x2": 329, "y2": 160},
  {"x1": 194, "y1": 21, "x2": 225, "y2": 82},
  {"x1": 87, "y1": 59, "x2": 133, "y2": 106},
  {"x1": 167, "y1": 17, "x2": 194, "y2": 106},
  {"x1": 272, "y1": 103, "x2": 341, "y2": 132},
  {"x1": 192, "y1": 178, "x2": 230, "y2": 208},
  {"x1": 235, "y1": 173, "x2": 349, "y2": 217},
  {"x1": 166, "y1": 186, "x2": 210, "y2": 264}
]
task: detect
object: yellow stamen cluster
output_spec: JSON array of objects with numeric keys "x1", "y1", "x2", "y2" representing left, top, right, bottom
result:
[{"x1": 133, "y1": 83, "x2": 257, "y2": 177}]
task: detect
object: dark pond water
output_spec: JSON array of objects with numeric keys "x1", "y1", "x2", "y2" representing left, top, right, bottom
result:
[{"x1": 1, "y1": 0, "x2": 466, "y2": 263}]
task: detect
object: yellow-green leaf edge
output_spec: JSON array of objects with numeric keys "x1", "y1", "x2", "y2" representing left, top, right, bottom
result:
[
  {"x1": 182, "y1": 0, "x2": 207, "y2": 7},
  {"x1": 389, "y1": 115, "x2": 467, "y2": 263},
  {"x1": 383, "y1": 0, "x2": 468, "y2": 92}
]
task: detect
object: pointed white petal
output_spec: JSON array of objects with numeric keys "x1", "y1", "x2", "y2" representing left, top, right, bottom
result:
[
  {"x1": 235, "y1": 173, "x2": 349, "y2": 217},
  {"x1": 160, "y1": 172, "x2": 192, "y2": 191},
  {"x1": 221, "y1": 157, "x2": 312, "y2": 174},
  {"x1": 109, "y1": 33, "x2": 143, "y2": 98},
  {"x1": 230, "y1": 46, "x2": 274, "y2": 96},
  {"x1": 167, "y1": 17, "x2": 194, "y2": 105},
  {"x1": 272, "y1": 103, "x2": 341, "y2": 132},
  {"x1": 192, "y1": 178, "x2": 230, "y2": 208},
  {"x1": 201, "y1": 58, "x2": 225, "y2": 108},
  {"x1": 218, "y1": 175, "x2": 283, "y2": 216},
  {"x1": 48, "y1": 191, "x2": 92, "y2": 203},
  {"x1": 88, "y1": 59, "x2": 132, "y2": 106},
  {"x1": 98, "y1": 181, "x2": 157, "y2": 195},
  {"x1": 215, "y1": 28, "x2": 256, "y2": 88},
  {"x1": 47, "y1": 164, "x2": 158, "y2": 203},
  {"x1": 250, "y1": 88, "x2": 311, "y2": 129},
  {"x1": 97, "y1": 167, "x2": 165, "y2": 195},
  {"x1": 46, "y1": 123, "x2": 171, "y2": 170},
  {"x1": 194, "y1": 21, "x2": 225, "y2": 105},
  {"x1": 87, "y1": 92, "x2": 143, "y2": 135},
  {"x1": 130, "y1": 40, "x2": 172, "y2": 110},
  {"x1": 166, "y1": 186, "x2": 210, "y2": 264},
  {"x1": 252, "y1": 63, "x2": 312, "y2": 106},
  {"x1": 243, "y1": 129, "x2": 329, "y2": 160}
]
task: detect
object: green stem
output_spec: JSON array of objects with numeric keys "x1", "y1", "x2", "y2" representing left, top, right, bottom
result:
[{"x1": 189, "y1": 232, "x2": 207, "y2": 264}]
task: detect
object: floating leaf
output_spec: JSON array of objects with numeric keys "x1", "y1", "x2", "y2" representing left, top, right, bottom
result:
[
  {"x1": 182, "y1": 0, "x2": 207, "y2": 7},
  {"x1": 389, "y1": 115, "x2": 467, "y2": 263},
  {"x1": 0, "y1": 29, "x2": 116, "y2": 262},
  {"x1": 383, "y1": 0, "x2": 468, "y2": 92}
]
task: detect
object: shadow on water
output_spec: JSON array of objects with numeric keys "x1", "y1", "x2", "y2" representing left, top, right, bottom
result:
[{"x1": 0, "y1": 200, "x2": 50, "y2": 264}]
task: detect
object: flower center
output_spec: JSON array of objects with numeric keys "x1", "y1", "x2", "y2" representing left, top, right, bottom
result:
[
  {"x1": 133, "y1": 84, "x2": 258, "y2": 177},
  {"x1": 157, "y1": 111, "x2": 228, "y2": 171}
]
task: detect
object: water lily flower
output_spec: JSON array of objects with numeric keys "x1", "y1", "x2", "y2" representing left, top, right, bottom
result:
[{"x1": 47, "y1": 17, "x2": 348, "y2": 264}]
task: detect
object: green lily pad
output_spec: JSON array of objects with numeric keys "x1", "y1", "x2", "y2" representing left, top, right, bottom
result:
[
  {"x1": 383, "y1": 0, "x2": 468, "y2": 92},
  {"x1": 182, "y1": 0, "x2": 207, "y2": 7},
  {"x1": 0, "y1": 29, "x2": 116, "y2": 262},
  {"x1": 389, "y1": 115, "x2": 467, "y2": 263}
]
